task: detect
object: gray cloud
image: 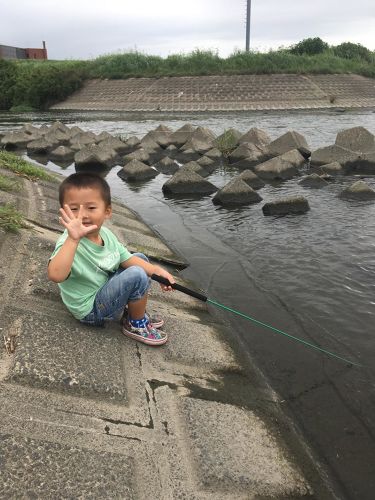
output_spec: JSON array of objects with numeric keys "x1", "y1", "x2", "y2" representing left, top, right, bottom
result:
[{"x1": 0, "y1": 0, "x2": 373, "y2": 59}]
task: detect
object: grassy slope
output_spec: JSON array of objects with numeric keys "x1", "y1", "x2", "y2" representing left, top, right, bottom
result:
[{"x1": 88, "y1": 50, "x2": 375, "y2": 79}]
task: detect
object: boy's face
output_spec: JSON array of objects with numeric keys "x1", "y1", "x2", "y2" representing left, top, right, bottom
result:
[{"x1": 62, "y1": 187, "x2": 112, "y2": 236}]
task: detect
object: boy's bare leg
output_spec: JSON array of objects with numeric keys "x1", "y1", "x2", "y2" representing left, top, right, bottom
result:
[{"x1": 127, "y1": 295, "x2": 147, "y2": 320}]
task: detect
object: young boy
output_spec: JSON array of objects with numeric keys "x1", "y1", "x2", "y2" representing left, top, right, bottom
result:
[{"x1": 48, "y1": 172, "x2": 175, "y2": 346}]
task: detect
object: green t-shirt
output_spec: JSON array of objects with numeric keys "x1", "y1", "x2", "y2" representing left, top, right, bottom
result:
[{"x1": 50, "y1": 226, "x2": 132, "y2": 319}]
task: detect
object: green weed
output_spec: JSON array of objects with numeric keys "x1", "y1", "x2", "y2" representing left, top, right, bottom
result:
[
  {"x1": 0, "y1": 151, "x2": 57, "y2": 181},
  {"x1": 0, "y1": 204, "x2": 27, "y2": 232},
  {"x1": 215, "y1": 130, "x2": 239, "y2": 156},
  {"x1": 0, "y1": 174, "x2": 22, "y2": 192}
]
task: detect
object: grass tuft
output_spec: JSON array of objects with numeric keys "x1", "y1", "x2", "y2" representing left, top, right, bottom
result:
[
  {"x1": 0, "y1": 204, "x2": 28, "y2": 232},
  {"x1": 0, "y1": 174, "x2": 22, "y2": 192},
  {"x1": 0, "y1": 151, "x2": 57, "y2": 181}
]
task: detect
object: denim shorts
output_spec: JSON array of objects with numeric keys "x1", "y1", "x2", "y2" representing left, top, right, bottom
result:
[{"x1": 80, "y1": 253, "x2": 150, "y2": 327}]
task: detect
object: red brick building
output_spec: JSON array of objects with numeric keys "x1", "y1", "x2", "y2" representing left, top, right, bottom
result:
[{"x1": 0, "y1": 41, "x2": 48, "y2": 60}]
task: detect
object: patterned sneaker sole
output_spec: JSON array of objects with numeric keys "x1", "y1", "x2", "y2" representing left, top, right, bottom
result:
[{"x1": 122, "y1": 327, "x2": 168, "y2": 346}]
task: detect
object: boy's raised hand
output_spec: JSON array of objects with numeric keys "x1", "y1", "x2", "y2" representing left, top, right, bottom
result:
[{"x1": 59, "y1": 204, "x2": 97, "y2": 241}]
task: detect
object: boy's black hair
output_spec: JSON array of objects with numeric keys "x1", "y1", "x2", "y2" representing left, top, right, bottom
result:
[{"x1": 59, "y1": 172, "x2": 111, "y2": 207}]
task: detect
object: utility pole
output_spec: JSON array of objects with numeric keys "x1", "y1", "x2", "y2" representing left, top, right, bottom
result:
[{"x1": 246, "y1": 0, "x2": 251, "y2": 51}]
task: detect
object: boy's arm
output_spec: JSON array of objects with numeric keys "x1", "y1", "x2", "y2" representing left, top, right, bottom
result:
[
  {"x1": 121, "y1": 255, "x2": 175, "y2": 291},
  {"x1": 48, "y1": 204, "x2": 97, "y2": 283},
  {"x1": 48, "y1": 237, "x2": 79, "y2": 283}
]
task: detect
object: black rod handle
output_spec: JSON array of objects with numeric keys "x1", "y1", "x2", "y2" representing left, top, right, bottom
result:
[{"x1": 151, "y1": 274, "x2": 208, "y2": 302}]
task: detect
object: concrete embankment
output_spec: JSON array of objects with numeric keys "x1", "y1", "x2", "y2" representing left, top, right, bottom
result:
[
  {"x1": 50, "y1": 73, "x2": 375, "y2": 112},
  {"x1": 0, "y1": 166, "x2": 337, "y2": 498}
]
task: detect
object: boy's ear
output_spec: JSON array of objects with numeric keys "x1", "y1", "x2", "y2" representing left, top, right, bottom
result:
[{"x1": 105, "y1": 204, "x2": 112, "y2": 218}]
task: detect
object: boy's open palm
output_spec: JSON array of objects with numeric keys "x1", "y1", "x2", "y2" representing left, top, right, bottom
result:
[{"x1": 59, "y1": 204, "x2": 97, "y2": 241}]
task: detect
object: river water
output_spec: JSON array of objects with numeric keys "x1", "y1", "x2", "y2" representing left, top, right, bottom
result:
[{"x1": 1, "y1": 109, "x2": 375, "y2": 499}]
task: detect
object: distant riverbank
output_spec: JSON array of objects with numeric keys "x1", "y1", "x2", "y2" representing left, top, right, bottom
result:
[{"x1": 1, "y1": 40, "x2": 374, "y2": 112}]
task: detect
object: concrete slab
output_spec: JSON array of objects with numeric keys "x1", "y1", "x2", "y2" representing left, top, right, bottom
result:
[
  {"x1": 23, "y1": 234, "x2": 61, "y2": 302},
  {"x1": 43, "y1": 195, "x2": 61, "y2": 216},
  {"x1": 0, "y1": 186, "x2": 16, "y2": 204},
  {"x1": 160, "y1": 317, "x2": 238, "y2": 371},
  {"x1": 0, "y1": 433, "x2": 136, "y2": 499},
  {"x1": 5, "y1": 307, "x2": 130, "y2": 402},
  {"x1": 116, "y1": 226, "x2": 185, "y2": 266},
  {"x1": 155, "y1": 386, "x2": 311, "y2": 499},
  {"x1": 110, "y1": 213, "x2": 158, "y2": 236},
  {"x1": 107, "y1": 202, "x2": 187, "y2": 267},
  {"x1": 181, "y1": 397, "x2": 310, "y2": 496},
  {"x1": 111, "y1": 203, "x2": 140, "y2": 220}
]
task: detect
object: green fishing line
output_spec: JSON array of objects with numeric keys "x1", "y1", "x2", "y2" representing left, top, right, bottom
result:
[
  {"x1": 151, "y1": 274, "x2": 361, "y2": 367},
  {"x1": 208, "y1": 299, "x2": 361, "y2": 367}
]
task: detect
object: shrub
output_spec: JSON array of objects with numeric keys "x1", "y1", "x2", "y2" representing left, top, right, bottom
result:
[
  {"x1": 0, "y1": 59, "x2": 17, "y2": 110},
  {"x1": 89, "y1": 52, "x2": 163, "y2": 78},
  {"x1": 12, "y1": 62, "x2": 87, "y2": 110},
  {"x1": 290, "y1": 37, "x2": 329, "y2": 56},
  {"x1": 333, "y1": 42, "x2": 373, "y2": 62}
]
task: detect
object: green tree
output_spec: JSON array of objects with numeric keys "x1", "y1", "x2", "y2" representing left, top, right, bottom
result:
[
  {"x1": 333, "y1": 42, "x2": 373, "y2": 62},
  {"x1": 290, "y1": 37, "x2": 329, "y2": 56}
]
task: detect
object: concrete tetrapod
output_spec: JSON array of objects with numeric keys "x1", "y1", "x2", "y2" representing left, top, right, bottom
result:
[
  {"x1": 238, "y1": 170, "x2": 265, "y2": 189},
  {"x1": 335, "y1": 126, "x2": 375, "y2": 153},
  {"x1": 212, "y1": 178, "x2": 263, "y2": 206},
  {"x1": 162, "y1": 169, "x2": 217, "y2": 195},
  {"x1": 262, "y1": 196, "x2": 310, "y2": 216},
  {"x1": 255, "y1": 157, "x2": 299, "y2": 181},
  {"x1": 268, "y1": 130, "x2": 311, "y2": 158},
  {"x1": 339, "y1": 180, "x2": 375, "y2": 200},
  {"x1": 239, "y1": 127, "x2": 271, "y2": 147},
  {"x1": 118, "y1": 159, "x2": 159, "y2": 182},
  {"x1": 299, "y1": 174, "x2": 329, "y2": 188}
]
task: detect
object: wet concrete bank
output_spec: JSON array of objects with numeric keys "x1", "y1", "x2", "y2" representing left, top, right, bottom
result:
[
  {"x1": 0, "y1": 166, "x2": 338, "y2": 498},
  {"x1": 50, "y1": 74, "x2": 375, "y2": 112}
]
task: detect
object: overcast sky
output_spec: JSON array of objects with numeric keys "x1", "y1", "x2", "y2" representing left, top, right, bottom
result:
[{"x1": 1, "y1": 0, "x2": 374, "y2": 60}]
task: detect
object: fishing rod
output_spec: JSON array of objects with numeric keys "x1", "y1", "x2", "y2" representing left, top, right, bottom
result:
[{"x1": 151, "y1": 274, "x2": 361, "y2": 367}]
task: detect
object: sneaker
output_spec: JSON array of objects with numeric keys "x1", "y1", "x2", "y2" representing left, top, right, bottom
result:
[
  {"x1": 122, "y1": 320, "x2": 168, "y2": 346},
  {"x1": 122, "y1": 310, "x2": 164, "y2": 329},
  {"x1": 145, "y1": 312, "x2": 164, "y2": 329}
]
